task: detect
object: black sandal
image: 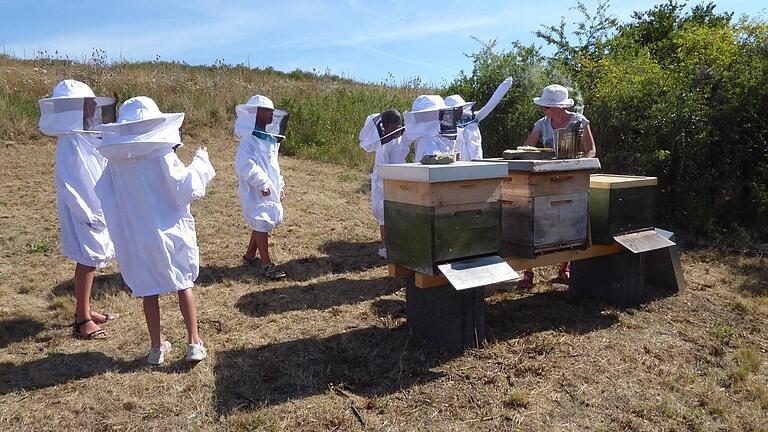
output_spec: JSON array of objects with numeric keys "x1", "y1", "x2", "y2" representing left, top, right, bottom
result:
[
  {"x1": 73, "y1": 318, "x2": 109, "y2": 340},
  {"x1": 261, "y1": 263, "x2": 286, "y2": 280}
]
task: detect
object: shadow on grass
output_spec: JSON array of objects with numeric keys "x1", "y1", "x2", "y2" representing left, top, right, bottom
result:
[
  {"x1": 732, "y1": 260, "x2": 768, "y2": 297},
  {"x1": 0, "y1": 318, "x2": 45, "y2": 349},
  {"x1": 0, "y1": 352, "x2": 117, "y2": 395},
  {"x1": 235, "y1": 277, "x2": 403, "y2": 317},
  {"x1": 51, "y1": 272, "x2": 131, "y2": 298},
  {"x1": 213, "y1": 325, "x2": 449, "y2": 415},
  {"x1": 0, "y1": 352, "x2": 203, "y2": 395},
  {"x1": 215, "y1": 288, "x2": 617, "y2": 415},
  {"x1": 487, "y1": 290, "x2": 619, "y2": 340},
  {"x1": 196, "y1": 240, "x2": 386, "y2": 286}
]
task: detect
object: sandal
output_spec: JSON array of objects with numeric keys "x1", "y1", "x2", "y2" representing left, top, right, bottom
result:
[
  {"x1": 73, "y1": 318, "x2": 109, "y2": 340},
  {"x1": 517, "y1": 270, "x2": 535, "y2": 290},
  {"x1": 555, "y1": 262, "x2": 571, "y2": 285},
  {"x1": 261, "y1": 262, "x2": 286, "y2": 280},
  {"x1": 92, "y1": 312, "x2": 118, "y2": 325}
]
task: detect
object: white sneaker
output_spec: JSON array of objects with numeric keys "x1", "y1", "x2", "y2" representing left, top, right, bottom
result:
[
  {"x1": 147, "y1": 340, "x2": 172, "y2": 365},
  {"x1": 186, "y1": 341, "x2": 207, "y2": 362},
  {"x1": 377, "y1": 247, "x2": 387, "y2": 259}
]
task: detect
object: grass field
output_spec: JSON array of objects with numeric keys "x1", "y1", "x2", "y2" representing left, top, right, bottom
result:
[{"x1": 1, "y1": 58, "x2": 767, "y2": 431}]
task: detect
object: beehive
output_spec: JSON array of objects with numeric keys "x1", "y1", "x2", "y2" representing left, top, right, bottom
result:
[
  {"x1": 492, "y1": 158, "x2": 601, "y2": 258},
  {"x1": 380, "y1": 162, "x2": 507, "y2": 275},
  {"x1": 589, "y1": 174, "x2": 657, "y2": 244}
]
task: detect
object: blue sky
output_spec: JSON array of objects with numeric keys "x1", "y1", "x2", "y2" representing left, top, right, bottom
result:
[{"x1": 1, "y1": 0, "x2": 765, "y2": 86}]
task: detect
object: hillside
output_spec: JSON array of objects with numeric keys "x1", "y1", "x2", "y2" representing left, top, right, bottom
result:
[{"x1": 0, "y1": 58, "x2": 767, "y2": 431}]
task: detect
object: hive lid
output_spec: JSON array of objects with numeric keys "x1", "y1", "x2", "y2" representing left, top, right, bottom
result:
[
  {"x1": 438, "y1": 255, "x2": 520, "y2": 290},
  {"x1": 590, "y1": 174, "x2": 657, "y2": 189},
  {"x1": 481, "y1": 158, "x2": 601, "y2": 173},
  {"x1": 378, "y1": 161, "x2": 508, "y2": 183}
]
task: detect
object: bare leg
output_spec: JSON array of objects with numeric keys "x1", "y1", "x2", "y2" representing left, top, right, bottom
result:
[
  {"x1": 244, "y1": 230, "x2": 260, "y2": 260},
  {"x1": 177, "y1": 289, "x2": 200, "y2": 345},
  {"x1": 254, "y1": 231, "x2": 271, "y2": 264},
  {"x1": 74, "y1": 263, "x2": 105, "y2": 336},
  {"x1": 379, "y1": 225, "x2": 386, "y2": 248},
  {"x1": 142, "y1": 295, "x2": 162, "y2": 349}
]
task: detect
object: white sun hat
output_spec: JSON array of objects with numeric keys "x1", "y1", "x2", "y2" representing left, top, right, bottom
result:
[
  {"x1": 444, "y1": 94, "x2": 475, "y2": 111},
  {"x1": 234, "y1": 94, "x2": 289, "y2": 141},
  {"x1": 403, "y1": 94, "x2": 460, "y2": 141},
  {"x1": 96, "y1": 96, "x2": 184, "y2": 159},
  {"x1": 533, "y1": 84, "x2": 574, "y2": 108},
  {"x1": 38, "y1": 79, "x2": 116, "y2": 136}
]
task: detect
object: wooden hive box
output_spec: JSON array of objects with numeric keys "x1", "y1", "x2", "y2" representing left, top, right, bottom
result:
[
  {"x1": 490, "y1": 158, "x2": 601, "y2": 258},
  {"x1": 380, "y1": 162, "x2": 507, "y2": 275},
  {"x1": 589, "y1": 174, "x2": 657, "y2": 244}
]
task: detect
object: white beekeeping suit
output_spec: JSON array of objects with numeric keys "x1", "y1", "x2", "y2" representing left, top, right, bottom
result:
[
  {"x1": 95, "y1": 97, "x2": 215, "y2": 297},
  {"x1": 403, "y1": 95, "x2": 457, "y2": 163},
  {"x1": 38, "y1": 79, "x2": 115, "y2": 268},
  {"x1": 234, "y1": 95, "x2": 286, "y2": 233},
  {"x1": 359, "y1": 111, "x2": 408, "y2": 225},
  {"x1": 445, "y1": 77, "x2": 513, "y2": 161}
]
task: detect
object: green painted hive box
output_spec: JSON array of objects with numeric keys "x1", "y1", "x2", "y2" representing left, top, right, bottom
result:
[
  {"x1": 384, "y1": 201, "x2": 501, "y2": 275},
  {"x1": 379, "y1": 162, "x2": 508, "y2": 275},
  {"x1": 589, "y1": 174, "x2": 657, "y2": 245}
]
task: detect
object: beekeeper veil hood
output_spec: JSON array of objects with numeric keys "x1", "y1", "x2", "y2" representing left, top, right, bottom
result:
[
  {"x1": 444, "y1": 95, "x2": 476, "y2": 126},
  {"x1": 39, "y1": 80, "x2": 116, "y2": 136},
  {"x1": 359, "y1": 109, "x2": 404, "y2": 148},
  {"x1": 235, "y1": 95, "x2": 289, "y2": 142},
  {"x1": 403, "y1": 95, "x2": 461, "y2": 142},
  {"x1": 96, "y1": 96, "x2": 184, "y2": 159}
]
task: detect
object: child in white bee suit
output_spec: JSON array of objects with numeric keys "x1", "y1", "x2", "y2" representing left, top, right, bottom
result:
[
  {"x1": 38, "y1": 79, "x2": 117, "y2": 340},
  {"x1": 234, "y1": 95, "x2": 287, "y2": 280},
  {"x1": 403, "y1": 95, "x2": 458, "y2": 163},
  {"x1": 444, "y1": 77, "x2": 513, "y2": 161},
  {"x1": 359, "y1": 109, "x2": 407, "y2": 258},
  {"x1": 95, "y1": 96, "x2": 215, "y2": 365}
]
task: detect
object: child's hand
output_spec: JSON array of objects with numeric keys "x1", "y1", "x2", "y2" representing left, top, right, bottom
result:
[
  {"x1": 261, "y1": 188, "x2": 271, "y2": 196},
  {"x1": 280, "y1": 190, "x2": 285, "y2": 202},
  {"x1": 199, "y1": 145, "x2": 208, "y2": 152}
]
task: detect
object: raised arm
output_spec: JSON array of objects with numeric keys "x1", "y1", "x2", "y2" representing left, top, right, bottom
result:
[
  {"x1": 163, "y1": 148, "x2": 216, "y2": 207},
  {"x1": 475, "y1": 77, "x2": 513, "y2": 122}
]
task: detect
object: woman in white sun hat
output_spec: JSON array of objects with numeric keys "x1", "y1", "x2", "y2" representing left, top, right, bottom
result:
[
  {"x1": 519, "y1": 84, "x2": 597, "y2": 290},
  {"x1": 522, "y1": 84, "x2": 596, "y2": 157},
  {"x1": 38, "y1": 79, "x2": 117, "y2": 341},
  {"x1": 95, "y1": 96, "x2": 215, "y2": 365}
]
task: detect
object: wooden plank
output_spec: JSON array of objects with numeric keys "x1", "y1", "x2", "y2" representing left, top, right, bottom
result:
[
  {"x1": 415, "y1": 272, "x2": 449, "y2": 288},
  {"x1": 388, "y1": 263, "x2": 415, "y2": 278},
  {"x1": 590, "y1": 174, "x2": 657, "y2": 189},
  {"x1": 383, "y1": 178, "x2": 501, "y2": 207},
  {"x1": 532, "y1": 192, "x2": 589, "y2": 246},
  {"x1": 378, "y1": 162, "x2": 508, "y2": 183},
  {"x1": 501, "y1": 170, "x2": 591, "y2": 198},
  {"x1": 484, "y1": 158, "x2": 601, "y2": 173},
  {"x1": 502, "y1": 242, "x2": 625, "y2": 270}
]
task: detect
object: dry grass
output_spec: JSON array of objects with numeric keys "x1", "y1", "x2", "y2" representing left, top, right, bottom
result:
[{"x1": 1, "y1": 129, "x2": 767, "y2": 431}]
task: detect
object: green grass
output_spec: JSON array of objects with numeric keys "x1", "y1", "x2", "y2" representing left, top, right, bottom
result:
[{"x1": 0, "y1": 55, "x2": 429, "y2": 170}]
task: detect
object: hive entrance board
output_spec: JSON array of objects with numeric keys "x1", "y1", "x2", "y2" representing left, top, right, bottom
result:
[{"x1": 437, "y1": 255, "x2": 519, "y2": 290}]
